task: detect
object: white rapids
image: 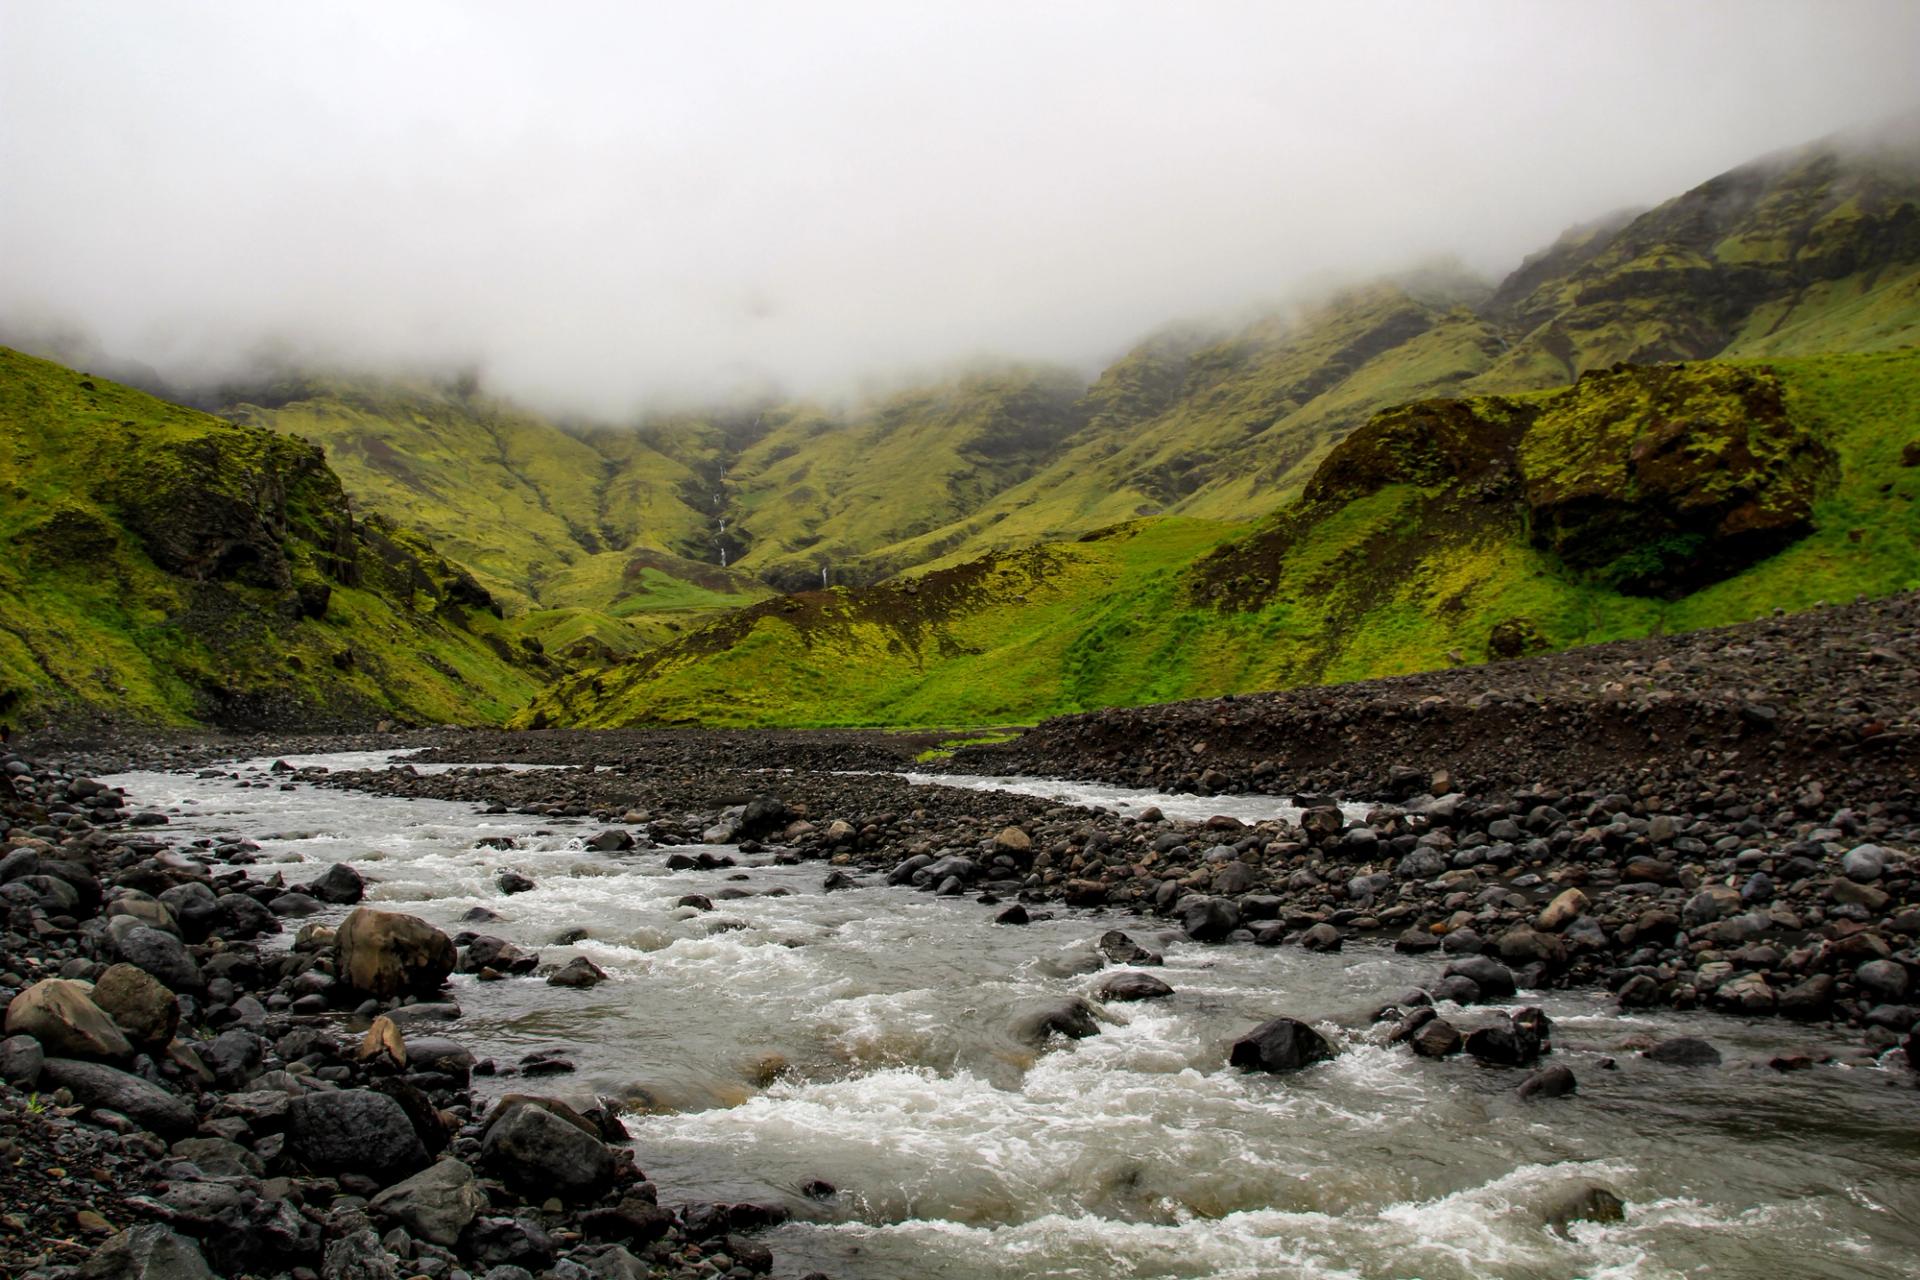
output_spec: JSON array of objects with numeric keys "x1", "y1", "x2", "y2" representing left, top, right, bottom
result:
[{"x1": 103, "y1": 752, "x2": 1920, "y2": 1280}]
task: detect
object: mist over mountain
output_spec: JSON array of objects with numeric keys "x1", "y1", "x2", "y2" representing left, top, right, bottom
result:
[{"x1": 4, "y1": 1, "x2": 1918, "y2": 415}]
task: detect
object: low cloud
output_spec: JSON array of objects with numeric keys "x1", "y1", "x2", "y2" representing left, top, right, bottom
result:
[{"x1": 3, "y1": 1, "x2": 1916, "y2": 415}]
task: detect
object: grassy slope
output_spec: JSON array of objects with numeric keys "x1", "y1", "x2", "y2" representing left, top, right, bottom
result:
[
  {"x1": 0, "y1": 349, "x2": 549, "y2": 729},
  {"x1": 525, "y1": 348, "x2": 1920, "y2": 729},
  {"x1": 228, "y1": 380, "x2": 771, "y2": 647}
]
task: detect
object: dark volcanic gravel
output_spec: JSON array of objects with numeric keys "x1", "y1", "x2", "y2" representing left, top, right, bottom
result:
[{"x1": 956, "y1": 590, "x2": 1920, "y2": 806}]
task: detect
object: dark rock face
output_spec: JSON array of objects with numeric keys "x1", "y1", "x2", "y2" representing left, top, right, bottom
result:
[
  {"x1": 480, "y1": 1099, "x2": 617, "y2": 1201},
  {"x1": 1229, "y1": 1017, "x2": 1335, "y2": 1073},
  {"x1": 286, "y1": 1089, "x2": 430, "y2": 1182}
]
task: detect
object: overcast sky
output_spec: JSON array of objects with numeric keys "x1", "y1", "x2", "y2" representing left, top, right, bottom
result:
[{"x1": 3, "y1": 1, "x2": 1916, "y2": 414}]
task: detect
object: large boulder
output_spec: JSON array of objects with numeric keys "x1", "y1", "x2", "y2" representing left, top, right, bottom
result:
[
  {"x1": 287, "y1": 1089, "x2": 429, "y2": 1182},
  {"x1": 1516, "y1": 363, "x2": 1831, "y2": 596},
  {"x1": 369, "y1": 1157, "x2": 490, "y2": 1246},
  {"x1": 76, "y1": 1224, "x2": 214, "y2": 1280},
  {"x1": 5, "y1": 979, "x2": 132, "y2": 1061},
  {"x1": 480, "y1": 1098, "x2": 617, "y2": 1201},
  {"x1": 90, "y1": 964, "x2": 179, "y2": 1048},
  {"x1": 41, "y1": 1059, "x2": 195, "y2": 1136},
  {"x1": 1229, "y1": 1017, "x2": 1335, "y2": 1073},
  {"x1": 335, "y1": 908, "x2": 456, "y2": 998}
]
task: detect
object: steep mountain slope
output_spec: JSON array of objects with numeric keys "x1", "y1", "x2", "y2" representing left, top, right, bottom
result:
[
  {"x1": 524, "y1": 348, "x2": 1920, "y2": 728},
  {"x1": 1476, "y1": 131, "x2": 1920, "y2": 386},
  {"x1": 0, "y1": 348, "x2": 554, "y2": 730},
  {"x1": 220, "y1": 376, "x2": 769, "y2": 646},
  {"x1": 206, "y1": 127, "x2": 1920, "y2": 623}
]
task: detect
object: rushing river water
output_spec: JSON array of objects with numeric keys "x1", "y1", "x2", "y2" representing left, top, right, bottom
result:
[{"x1": 103, "y1": 753, "x2": 1920, "y2": 1280}]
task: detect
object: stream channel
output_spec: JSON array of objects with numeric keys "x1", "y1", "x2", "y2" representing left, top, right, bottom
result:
[{"x1": 102, "y1": 752, "x2": 1920, "y2": 1279}]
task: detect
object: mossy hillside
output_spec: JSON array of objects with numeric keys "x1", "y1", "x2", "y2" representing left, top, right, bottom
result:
[
  {"x1": 531, "y1": 349, "x2": 1920, "y2": 729},
  {"x1": 166, "y1": 130, "x2": 1917, "y2": 629},
  {"x1": 0, "y1": 348, "x2": 550, "y2": 729},
  {"x1": 719, "y1": 367, "x2": 1088, "y2": 589},
  {"x1": 519, "y1": 518, "x2": 1240, "y2": 728},
  {"x1": 1478, "y1": 138, "x2": 1920, "y2": 387}
]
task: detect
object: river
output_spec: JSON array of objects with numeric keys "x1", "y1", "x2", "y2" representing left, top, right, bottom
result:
[{"x1": 104, "y1": 752, "x2": 1920, "y2": 1279}]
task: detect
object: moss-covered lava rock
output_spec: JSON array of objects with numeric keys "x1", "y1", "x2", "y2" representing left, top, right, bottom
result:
[{"x1": 1518, "y1": 363, "x2": 1833, "y2": 594}]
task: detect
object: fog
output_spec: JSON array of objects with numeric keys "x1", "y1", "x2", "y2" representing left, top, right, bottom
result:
[{"x1": 3, "y1": 1, "x2": 1916, "y2": 415}]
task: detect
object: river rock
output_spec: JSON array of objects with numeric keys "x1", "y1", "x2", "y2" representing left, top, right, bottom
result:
[
  {"x1": 1098, "y1": 930, "x2": 1160, "y2": 965},
  {"x1": 1517, "y1": 1065, "x2": 1577, "y2": 1099},
  {"x1": 1443, "y1": 955, "x2": 1516, "y2": 999},
  {"x1": 117, "y1": 928, "x2": 202, "y2": 995},
  {"x1": 42, "y1": 1058, "x2": 196, "y2": 1136},
  {"x1": 6, "y1": 978, "x2": 132, "y2": 1061},
  {"x1": 581, "y1": 1195, "x2": 676, "y2": 1248},
  {"x1": 1229, "y1": 1017, "x2": 1334, "y2": 1073},
  {"x1": 336, "y1": 908, "x2": 457, "y2": 998},
  {"x1": 369, "y1": 1157, "x2": 490, "y2": 1246},
  {"x1": 1643, "y1": 1036, "x2": 1722, "y2": 1066},
  {"x1": 463, "y1": 935, "x2": 539, "y2": 975},
  {"x1": 1536, "y1": 888, "x2": 1588, "y2": 932},
  {"x1": 404, "y1": 1035, "x2": 476, "y2": 1082},
  {"x1": 90, "y1": 963, "x2": 179, "y2": 1047},
  {"x1": 0, "y1": 1034, "x2": 44, "y2": 1087},
  {"x1": 1409, "y1": 1017, "x2": 1462, "y2": 1058},
  {"x1": 586, "y1": 829, "x2": 635, "y2": 852},
  {"x1": 1097, "y1": 971, "x2": 1174, "y2": 1002},
  {"x1": 287, "y1": 1089, "x2": 429, "y2": 1181},
  {"x1": 322, "y1": 1227, "x2": 401, "y2": 1280},
  {"x1": 304, "y1": 861, "x2": 367, "y2": 904},
  {"x1": 547, "y1": 956, "x2": 608, "y2": 988},
  {"x1": 1841, "y1": 844, "x2": 1888, "y2": 882},
  {"x1": 1856, "y1": 959, "x2": 1910, "y2": 1002},
  {"x1": 1011, "y1": 998, "x2": 1102, "y2": 1045},
  {"x1": 1298, "y1": 923, "x2": 1343, "y2": 951},
  {"x1": 1463, "y1": 1009, "x2": 1549, "y2": 1067},
  {"x1": 1540, "y1": 1182, "x2": 1627, "y2": 1233},
  {"x1": 1777, "y1": 973, "x2": 1836, "y2": 1018},
  {"x1": 480, "y1": 1098, "x2": 617, "y2": 1200},
  {"x1": 76, "y1": 1224, "x2": 214, "y2": 1280},
  {"x1": 1178, "y1": 895, "x2": 1242, "y2": 943}
]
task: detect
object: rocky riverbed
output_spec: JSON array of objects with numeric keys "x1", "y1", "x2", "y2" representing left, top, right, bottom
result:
[{"x1": 3, "y1": 594, "x2": 1918, "y2": 1278}]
